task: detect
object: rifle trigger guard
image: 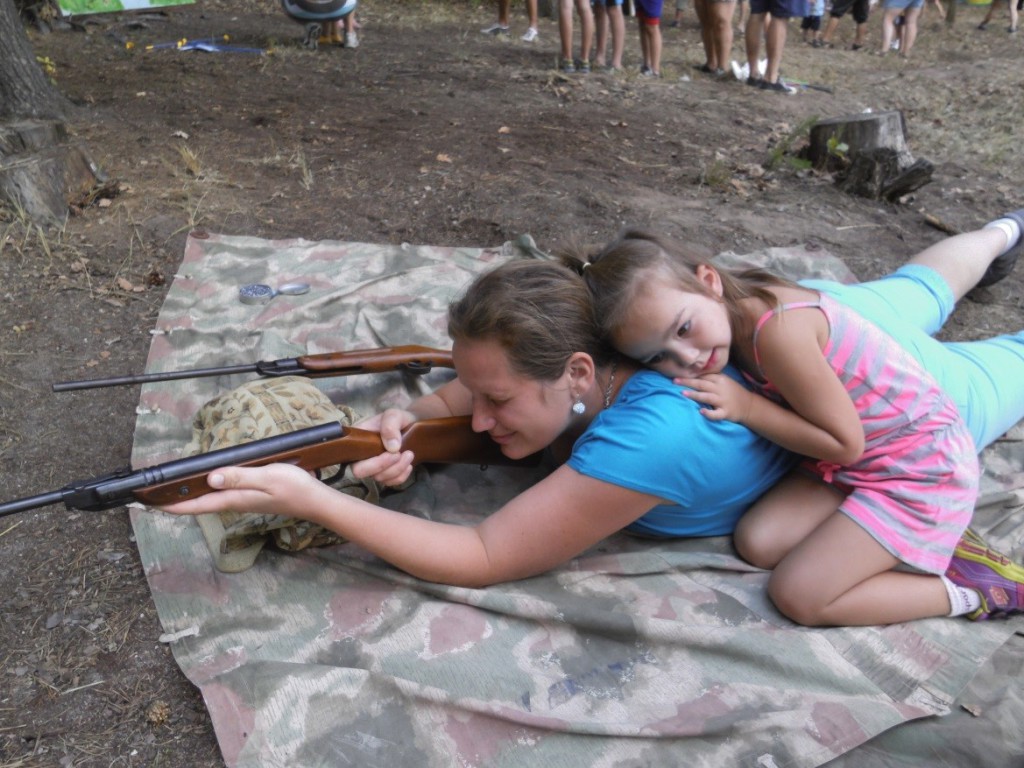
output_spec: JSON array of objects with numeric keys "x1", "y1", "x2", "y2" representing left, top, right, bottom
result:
[
  {"x1": 255, "y1": 358, "x2": 302, "y2": 377},
  {"x1": 401, "y1": 361, "x2": 433, "y2": 376}
]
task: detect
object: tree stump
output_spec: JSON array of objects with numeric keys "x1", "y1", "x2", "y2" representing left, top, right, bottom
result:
[
  {"x1": 806, "y1": 110, "x2": 933, "y2": 202},
  {"x1": 0, "y1": 119, "x2": 103, "y2": 223}
]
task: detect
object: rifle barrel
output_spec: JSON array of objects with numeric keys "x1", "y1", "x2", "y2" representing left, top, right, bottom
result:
[
  {"x1": 0, "y1": 489, "x2": 71, "y2": 518},
  {"x1": 52, "y1": 362, "x2": 270, "y2": 392}
]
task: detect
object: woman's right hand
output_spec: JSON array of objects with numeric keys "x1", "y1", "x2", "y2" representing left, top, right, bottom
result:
[{"x1": 351, "y1": 408, "x2": 419, "y2": 486}]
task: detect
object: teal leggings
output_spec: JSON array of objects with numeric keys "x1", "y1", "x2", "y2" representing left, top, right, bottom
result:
[{"x1": 804, "y1": 264, "x2": 1024, "y2": 451}]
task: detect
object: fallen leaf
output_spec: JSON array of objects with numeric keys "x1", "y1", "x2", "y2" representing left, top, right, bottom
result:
[
  {"x1": 116, "y1": 277, "x2": 134, "y2": 292},
  {"x1": 498, "y1": 126, "x2": 511, "y2": 134},
  {"x1": 436, "y1": 153, "x2": 453, "y2": 163}
]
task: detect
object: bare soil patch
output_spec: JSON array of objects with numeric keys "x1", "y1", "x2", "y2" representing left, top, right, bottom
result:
[{"x1": 1, "y1": 1, "x2": 1022, "y2": 764}]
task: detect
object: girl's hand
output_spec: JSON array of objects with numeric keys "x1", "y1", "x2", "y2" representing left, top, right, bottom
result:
[
  {"x1": 158, "y1": 463, "x2": 326, "y2": 520},
  {"x1": 676, "y1": 374, "x2": 754, "y2": 422},
  {"x1": 351, "y1": 408, "x2": 419, "y2": 486}
]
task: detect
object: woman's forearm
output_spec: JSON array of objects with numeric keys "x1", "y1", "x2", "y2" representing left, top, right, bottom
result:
[{"x1": 307, "y1": 484, "x2": 497, "y2": 586}]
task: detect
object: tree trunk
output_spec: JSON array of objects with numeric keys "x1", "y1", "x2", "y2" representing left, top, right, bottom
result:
[
  {"x1": 806, "y1": 110, "x2": 933, "y2": 202},
  {"x1": 807, "y1": 111, "x2": 915, "y2": 171},
  {"x1": 0, "y1": 0, "x2": 67, "y2": 121},
  {"x1": 0, "y1": 0, "x2": 102, "y2": 223}
]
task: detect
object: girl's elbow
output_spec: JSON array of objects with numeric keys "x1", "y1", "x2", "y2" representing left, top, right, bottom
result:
[{"x1": 834, "y1": 437, "x2": 865, "y2": 465}]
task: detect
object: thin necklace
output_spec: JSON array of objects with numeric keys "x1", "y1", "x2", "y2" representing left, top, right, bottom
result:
[{"x1": 602, "y1": 361, "x2": 618, "y2": 408}]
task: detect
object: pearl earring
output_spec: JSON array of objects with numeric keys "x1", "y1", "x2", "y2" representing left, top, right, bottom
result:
[{"x1": 572, "y1": 398, "x2": 586, "y2": 416}]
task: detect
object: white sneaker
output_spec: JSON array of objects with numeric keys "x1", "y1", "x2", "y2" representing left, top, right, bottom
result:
[
  {"x1": 521, "y1": 26, "x2": 538, "y2": 42},
  {"x1": 481, "y1": 23, "x2": 510, "y2": 34},
  {"x1": 345, "y1": 31, "x2": 359, "y2": 48}
]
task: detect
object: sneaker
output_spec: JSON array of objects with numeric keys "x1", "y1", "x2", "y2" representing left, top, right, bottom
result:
[
  {"x1": 560, "y1": 58, "x2": 576, "y2": 73},
  {"x1": 977, "y1": 21, "x2": 988, "y2": 30},
  {"x1": 481, "y1": 23, "x2": 510, "y2": 35},
  {"x1": 746, "y1": 75, "x2": 763, "y2": 86},
  {"x1": 759, "y1": 78, "x2": 796, "y2": 94},
  {"x1": 979, "y1": 208, "x2": 1024, "y2": 287},
  {"x1": 344, "y1": 31, "x2": 359, "y2": 48},
  {"x1": 640, "y1": 64, "x2": 652, "y2": 75},
  {"x1": 575, "y1": 58, "x2": 591, "y2": 74},
  {"x1": 946, "y1": 537, "x2": 1024, "y2": 620},
  {"x1": 521, "y1": 26, "x2": 538, "y2": 42}
]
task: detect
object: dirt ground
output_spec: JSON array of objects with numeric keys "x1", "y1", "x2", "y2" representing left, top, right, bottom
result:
[{"x1": 1, "y1": 0, "x2": 1022, "y2": 764}]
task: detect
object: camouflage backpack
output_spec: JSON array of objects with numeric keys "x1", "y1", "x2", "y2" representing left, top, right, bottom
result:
[{"x1": 185, "y1": 376, "x2": 379, "y2": 572}]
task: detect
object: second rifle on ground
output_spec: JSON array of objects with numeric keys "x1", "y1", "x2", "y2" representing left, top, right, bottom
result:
[{"x1": 52, "y1": 345, "x2": 454, "y2": 392}]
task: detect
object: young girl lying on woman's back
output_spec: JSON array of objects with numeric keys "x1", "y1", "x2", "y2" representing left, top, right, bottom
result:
[{"x1": 573, "y1": 212, "x2": 1024, "y2": 626}]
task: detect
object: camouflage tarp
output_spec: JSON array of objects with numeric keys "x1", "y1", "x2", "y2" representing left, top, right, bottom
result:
[{"x1": 130, "y1": 231, "x2": 1024, "y2": 768}]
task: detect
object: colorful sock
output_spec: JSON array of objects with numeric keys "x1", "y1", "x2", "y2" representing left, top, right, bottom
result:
[
  {"x1": 983, "y1": 218, "x2": 1022, "y2": 254},
  {"x1": 941, "y1": 575, "x2": 982, "y2": 617}
]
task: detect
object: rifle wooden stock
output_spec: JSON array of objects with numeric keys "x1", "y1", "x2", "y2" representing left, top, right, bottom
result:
[
  {"x1": 133, "y1": 416, "x2": 524, "y2": 507},
  {"x1": 295, "y1": 346, "x2": 453, "y2": 376},
  {"x1": 52, "y1": 345, "x2": 454, "y2": 392}
]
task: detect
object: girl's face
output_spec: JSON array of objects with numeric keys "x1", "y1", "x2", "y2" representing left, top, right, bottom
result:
[
  {"x1": 612, "y1": 266, "x2": 733, "y2": 379},
  {"x1": 452, "y1": 337, "x2": 575, "y2": 460}
]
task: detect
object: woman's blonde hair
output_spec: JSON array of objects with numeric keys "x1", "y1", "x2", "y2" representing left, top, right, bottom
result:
[{"x1": 448, "y1": 259, "x2": 617, "y2": 381}]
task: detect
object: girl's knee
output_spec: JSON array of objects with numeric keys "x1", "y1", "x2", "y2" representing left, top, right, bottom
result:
[
  {"x1": 767, "y1": 574, "x2": 829, "y2": 626},
  {"x1": 734, "y1": 515, "x2": 786, "y2": 569}
]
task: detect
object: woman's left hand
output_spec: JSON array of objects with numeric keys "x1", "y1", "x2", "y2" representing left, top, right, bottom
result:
[
  {"x1": 157, "y1": 463, "x2": 329, "y2": 522},
  {"x1": 676, "y1": 374, "x2": 753, "y2": 422}
]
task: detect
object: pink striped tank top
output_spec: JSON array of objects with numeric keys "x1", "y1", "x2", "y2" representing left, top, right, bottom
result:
[{"x1": 747, "y1": 293, "x2": 979, "y2": 573}]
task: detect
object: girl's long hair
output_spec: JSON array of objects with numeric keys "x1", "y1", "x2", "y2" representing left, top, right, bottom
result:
[{"x1": 561, "y1": 227, "x2": 798, "y2": 346}]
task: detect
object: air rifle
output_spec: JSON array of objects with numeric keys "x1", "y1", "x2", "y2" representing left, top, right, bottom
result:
[
  {"x1": 0, "y1": 416, "x2": 535, "y2": 519},
  {"x1": 52, "y1": 344, "x2": 454, "y2": 392}
]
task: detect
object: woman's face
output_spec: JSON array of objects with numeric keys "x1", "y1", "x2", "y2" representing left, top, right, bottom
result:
[
  {"x1": 612, "y1": 266, "x2": 733, "y2": 380},
  {"x1": 452, "y1": 337, "x2": 574, "y2": 460}
]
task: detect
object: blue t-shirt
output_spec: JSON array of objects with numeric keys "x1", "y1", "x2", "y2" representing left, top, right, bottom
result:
[{"x1": 567, "y1": 368, "x2": 798, "y2": 537}]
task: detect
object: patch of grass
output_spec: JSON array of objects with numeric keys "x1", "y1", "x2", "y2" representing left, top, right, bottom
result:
[
  {"x1": 765, "y1": 116, "x2": 819, "y2": 172},
  {"x1": 699, "y1": 155, "x2": 732, "y2": 191},
  {"x1": 177, "y1": 144, "x2": 203, "y2": 178}
]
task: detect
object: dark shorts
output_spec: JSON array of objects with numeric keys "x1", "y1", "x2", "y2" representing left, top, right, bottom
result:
[
  {"x1": 749, "y1": 0, "x2": 808, "y2": 18},
  {"x1": 829, "y1": 0, "x2": 870, "y2": 22},
  {"x1": 801, "y1": 14, "x2": 821, "y2": 29},
  {"x1": 635, "y1": 0, "x2": 664, "y2": 19}
]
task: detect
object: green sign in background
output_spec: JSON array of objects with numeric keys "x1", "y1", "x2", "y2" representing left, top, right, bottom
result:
[{"x1": 58, "y1": 0, "x2": 193, "y2": 17}]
